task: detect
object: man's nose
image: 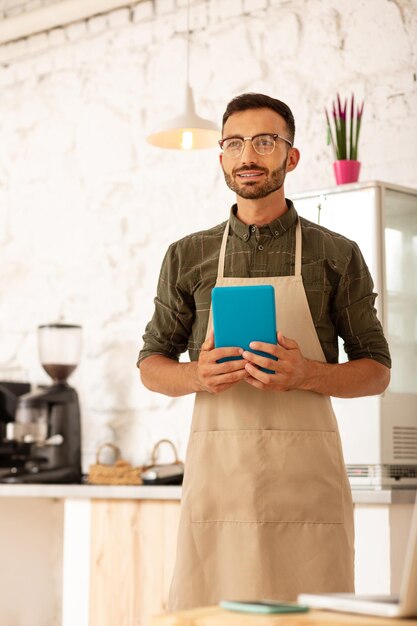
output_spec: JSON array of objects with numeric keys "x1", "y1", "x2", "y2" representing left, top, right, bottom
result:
[{"x1": 241, "y1": 138, "x2": 259, "y2": 162}]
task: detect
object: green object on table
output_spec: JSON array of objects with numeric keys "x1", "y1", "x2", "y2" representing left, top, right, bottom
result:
[{"x1": 219, "y1": 599, "x2": 310, "y2": 614}]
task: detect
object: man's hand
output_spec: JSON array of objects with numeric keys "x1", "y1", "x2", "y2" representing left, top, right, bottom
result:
[
  {"x1": 196, "y1": 331, "x2": 248, "y2": 394},
  {"x1": 242, "y1": 331, "x2": 310, "y2": 392},
  {"x1": 242, "y1": 330, "x2": 390, "y2": 397},
  {"x1": 139, "y1": 334, "x2": 248, "y2": 398}
]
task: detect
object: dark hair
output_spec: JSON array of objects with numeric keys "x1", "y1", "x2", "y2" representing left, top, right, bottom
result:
[{"x1": 222, "y1": 93, "x2": 295, "y2": 144}]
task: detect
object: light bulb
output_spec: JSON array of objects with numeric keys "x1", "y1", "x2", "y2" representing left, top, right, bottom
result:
[{"x1": 181, "y1": 131, "x2": 193, "y2": 150}]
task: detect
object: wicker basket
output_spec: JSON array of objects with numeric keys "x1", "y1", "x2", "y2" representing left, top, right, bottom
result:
[
  {"x1": 87, "y1": 439, "x2": 183, "y2": 486},
  {"x1": 88, "y1": 443, "x2": 143, "y2": 485}
]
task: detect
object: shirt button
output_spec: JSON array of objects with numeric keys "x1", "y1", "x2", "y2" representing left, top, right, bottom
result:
[
  {"x1": 243, "y1": 234, "x2": 248, "y2": 241},
  {"x1": 251, "y1": 226, "x2": 256, "y2": 233},
  {"x1": 258, "y1": 244, "x2": 264, "y2": 251},
  {"x1": 274, "y1": 230, "x2": 279, "y2": 237}
]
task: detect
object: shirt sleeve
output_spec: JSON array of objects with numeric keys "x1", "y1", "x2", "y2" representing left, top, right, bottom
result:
[
  {"x1": 332, "y1": 241, "x2": 391, "y2": 368},
  {"x1": 137, "y1": 241, "x2": 196, "y2": 366}
]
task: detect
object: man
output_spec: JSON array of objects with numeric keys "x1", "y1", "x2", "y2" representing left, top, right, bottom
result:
[{"x1": 138, "y1": 93, "x2": 391, "y2": 610}]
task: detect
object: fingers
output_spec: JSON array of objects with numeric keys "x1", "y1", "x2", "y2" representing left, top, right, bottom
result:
[
  {"x1": 200, "y1": 343, "x2": 244, "y2": 365},
  {"x1": 200, "y1": 331, "x2": 244, "y2": 360},
  {"x1": 242, "y1": 350, "x2": 279, "y2": 374},
  {"x1": 276, "y1": 331, "x2": 298, "y2": 350},
  {"x1": 197, "y1": 336, "x2": 247, "y2": 393},
  {"x1": 206, "y1": 356, "x2": 247, "y2": 375},
  {"x1": 198, "y1": 363, "x2": 248, "y2": 394},
  {"x1": 243, "y1": 332, "x2": 308, "y2": 392},
  {"x1": 249, "y1": 333, "x2": 299, "y2": 360},
  {"x1": 201, "y1": 330, "x2": 215, "y2": 351}
]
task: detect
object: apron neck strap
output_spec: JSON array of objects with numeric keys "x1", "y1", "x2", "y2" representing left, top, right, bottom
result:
[
  {"x1": 217, "y1": 222, "x2": 230, "y2": 279},
  {"x1": 294, "y1": 218, "x2": 302, "y2": 276},
  {"x1": 218, "y1": 218, "x2": 302, "y2": 279}
]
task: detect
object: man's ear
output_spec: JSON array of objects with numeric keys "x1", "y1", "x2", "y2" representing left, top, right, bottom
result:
[
  {"x1": 219, "y1": 153, "x2": 223, "y2": 167},
  {"x1": 286, "y1": 147, "x2": 300, "y2": 173}
]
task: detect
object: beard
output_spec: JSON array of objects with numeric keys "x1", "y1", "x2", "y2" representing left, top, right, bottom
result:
[{"x1": 222, "y1": 154, "x2": 288, "y2": 200}]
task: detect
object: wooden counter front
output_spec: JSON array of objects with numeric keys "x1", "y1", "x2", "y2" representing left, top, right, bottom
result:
[{"x1": 151, "y1": 605, "x2": 417, "y2": 626}]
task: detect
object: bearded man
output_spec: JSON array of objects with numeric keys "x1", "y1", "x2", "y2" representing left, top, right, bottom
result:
[{"x1": 138, "y1": 93, "x2": 391, "y2": 611}]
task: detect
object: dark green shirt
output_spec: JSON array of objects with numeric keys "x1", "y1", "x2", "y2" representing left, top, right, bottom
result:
[{"x1": 138, "y1": 201, "x2": 391, "y2": 368}]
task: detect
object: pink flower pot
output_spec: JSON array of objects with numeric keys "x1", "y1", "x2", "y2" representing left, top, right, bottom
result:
[{"x1": 333, "y1": 160, "x2": 361, "y2": 185}]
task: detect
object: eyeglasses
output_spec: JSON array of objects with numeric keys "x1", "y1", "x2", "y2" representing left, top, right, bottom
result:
[{"x1": 218, "y1": 133, "x2": 293, "y2": 157}]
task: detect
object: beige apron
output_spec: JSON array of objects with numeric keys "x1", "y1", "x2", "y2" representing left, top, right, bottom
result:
[{"x1": 168, "y1": 219, "x2": 354, "y2": 611}]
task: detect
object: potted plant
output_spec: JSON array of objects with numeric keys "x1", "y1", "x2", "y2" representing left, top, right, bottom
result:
[{"x1": 325, "y1": 94, "x2": 364, "y2": 185}]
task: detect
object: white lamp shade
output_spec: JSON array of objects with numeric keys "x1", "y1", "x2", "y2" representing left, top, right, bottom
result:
[{"x1": 146, "y1": 86, "x2": 220, "y2": 150}]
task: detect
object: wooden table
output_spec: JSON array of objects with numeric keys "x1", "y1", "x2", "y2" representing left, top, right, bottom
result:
[{"x1": 151, "y1": 605, "x2": 417, "y2": 626}]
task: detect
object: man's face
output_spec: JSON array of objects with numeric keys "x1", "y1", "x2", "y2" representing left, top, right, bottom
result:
[{"x1": 220, "y1": 108, "x2": 294, "y2": 200}]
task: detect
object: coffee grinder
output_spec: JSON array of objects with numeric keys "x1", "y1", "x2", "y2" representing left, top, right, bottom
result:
[{"x1": 0, "y1": 324, "x2": 83, "y2": 483}]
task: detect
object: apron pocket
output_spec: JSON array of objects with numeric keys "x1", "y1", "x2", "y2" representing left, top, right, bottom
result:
[
  {"x1": 190, "y1": 429, "x2": 343, "y2": 524},
  {"x1": 262, "y1": 429, "x2": 343, "y2": 523}
]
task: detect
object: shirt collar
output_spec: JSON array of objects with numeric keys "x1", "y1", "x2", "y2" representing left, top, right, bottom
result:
[{"x1": 229, "y1": 199, "x2": 298, "y2": 241}]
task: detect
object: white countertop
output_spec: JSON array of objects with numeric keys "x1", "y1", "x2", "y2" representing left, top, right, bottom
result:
[
  {"x1": 0, "y1": 483, "x2": 415, "y2": 504},
  {"x1": 0, "y1": 483, "x2": 183, "y2": 500}
]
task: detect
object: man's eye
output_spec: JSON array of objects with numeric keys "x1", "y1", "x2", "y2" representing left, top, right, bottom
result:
[
  {"x1": 225, "y1": 139, "x2": 242, "y2": 150},
  {"x1": 257, "y1": 136, "x2": 274, "y2": 147}
]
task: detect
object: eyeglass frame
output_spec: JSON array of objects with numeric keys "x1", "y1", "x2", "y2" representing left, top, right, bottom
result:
[{"x1": 218, "y1": 133, "x2": 293, "y2": 157}]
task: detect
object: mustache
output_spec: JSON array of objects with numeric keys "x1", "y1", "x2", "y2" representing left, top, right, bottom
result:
[{"x1": 233, "y1": 165, "x2": 268, "y2": 176}]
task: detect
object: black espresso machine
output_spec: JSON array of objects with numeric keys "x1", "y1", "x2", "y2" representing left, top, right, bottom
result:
[{"x1": 0, "y1": 324, "x2": 82, "y2": 483}]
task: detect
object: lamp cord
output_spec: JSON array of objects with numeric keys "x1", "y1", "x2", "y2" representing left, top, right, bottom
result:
[{"x1": 186, "y1": 0, "x2": 190, "y2": 87}]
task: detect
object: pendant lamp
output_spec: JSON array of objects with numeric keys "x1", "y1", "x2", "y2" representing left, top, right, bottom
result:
[{"x1": 146, "y1": 0, "x2": 220, "y2": 150}]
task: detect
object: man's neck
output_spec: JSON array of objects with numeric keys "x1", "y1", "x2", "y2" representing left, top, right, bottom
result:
[{"x1": 235, "y1": 190, "x2": 288, "y2": 226}]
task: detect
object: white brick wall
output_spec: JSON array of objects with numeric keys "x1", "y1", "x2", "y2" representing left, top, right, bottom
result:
[
  {"x1": 1, "y1": 0, "x2": 66, "y2": 18},
  {"x1": 0, "y1": 0, "x2": 416, "y2": 471}
]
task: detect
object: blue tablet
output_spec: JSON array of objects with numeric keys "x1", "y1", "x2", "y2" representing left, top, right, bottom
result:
[{"x1": 211, "y1": 285, "x2": 278, "y2": 373}]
